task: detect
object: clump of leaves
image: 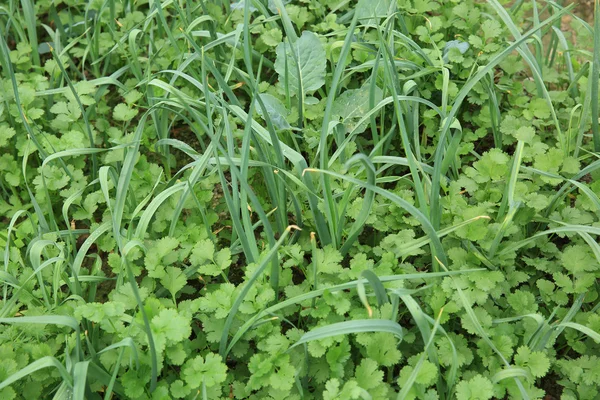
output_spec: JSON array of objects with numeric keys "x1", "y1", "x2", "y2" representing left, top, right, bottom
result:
[{"x1": 1, "y1": 0, "x2": 600, "y2": 399}]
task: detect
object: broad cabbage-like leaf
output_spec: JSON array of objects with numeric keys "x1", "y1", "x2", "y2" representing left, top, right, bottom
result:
[
  {"x1": 356, "y1": 0, "x2": 392, "y2": 24},
  {"x1": 332, "y1": 84, "x2": 383, "y2": 134},
  {"x1": 257, "y1": 93, "x2": 291, "y2": 130},
  {"x1": 275, "y1": 31, "x2": 326, "y2": 99}
]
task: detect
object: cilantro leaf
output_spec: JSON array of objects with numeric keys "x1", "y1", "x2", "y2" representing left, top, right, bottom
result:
[
  {"x1": 316, "y1": 245, "x2": 343, "y2": 275},
  {"x1": 481, "y1": 19, "x2": 502, "y2": 40},
  {"x1": 0, "y1": 124, "x2": 16, "y2": 147},
  {"x1": 113, "y1": 103, "x2": 138, "y2": 122},
  {"x1": 354, "y1": 358, "x2": 383, "y2": 390},
  {"x1": 161, "y1": 266, "x2": 187, "y2": 301},
  {"x1": 190, "y1": 239, "x2": 215, "y2": 266},
  {"x1": 455, "y1": 374, "x2": 494, "y2": 400},
  {"x1": 151, "y1": 309, "x2": 192, "y2": 344},
  {"x1": 182, "y1": 353, "x2": 227, "y2": 388},
  {"x1": 514, "y1": 346, "x2": 550, "y2": 378}
]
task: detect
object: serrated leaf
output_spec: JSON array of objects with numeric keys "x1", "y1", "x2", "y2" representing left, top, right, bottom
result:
[
  {"x1": 151, "y1": 309, "x2": 191, "y2": 344},
  {"x1": 190, "y1": 239, "x2": 215, "y2": 266},
  {"x1": 113, "y1": 103, "x2": 138, "y2": 122},
  {"x1": 182, "y1": 353, "x2": 227, "y2": 388},
  {"x1": 455, "y1": 374, "x2": 494, "y2": 400},
  {"x1": 0, "y1": 124, "x2": 16, "y2": 147},
  {"x1": 161, "y1": 266, "x2": 187, "y2": 300},
  {"x1": 27, "y1": 108, "x2": 44, "y2": 120},
  {"x1": 262, "y1": 28, "x2": 282, "y2": 47},
  {"x1": 50, "y1": 101, "x2": 69, "y2": 115},
  {"x1": 214, "y1": 248, "x2": 231, "y2": 270},
  {"x1": 481, "y1": 19, "x2": 502, "y2": 40},
  {"x1": 514, "y1": 346, "x2": 550, "y2": 378}
]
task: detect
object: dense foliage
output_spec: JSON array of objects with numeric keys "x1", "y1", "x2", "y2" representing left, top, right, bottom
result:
[{"x1": 1, "y1": 0, "x2": 600, "y2": 399}]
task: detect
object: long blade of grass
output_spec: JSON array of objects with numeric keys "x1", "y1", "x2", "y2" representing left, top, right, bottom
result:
[
  {"x1": 87, "y1": 361, "x2": 126, "y2": 398},
  {"x1": 430, "y1": 7, "x2": 571, "y2": 229},
  {"x1": 219, "y1": 225, "x2": 299, "y2": 357},
  {"x1": 339, "y1": 154, "x2": 376, "y2": 255},
  {"x1": 3, "y1": 210, "x2": 30, "y2": 301},
  {"x1": 361, "y1": 270, "x2": 389, "y2": 306},
  {"x1": 105, "y1": 110, "x2": 158, "y2": 391},
  {"x1": 397, "y1": 308, "x2": 442, "y2": 400},
  {"x1": 0, "y1": 356, "x2": 72, "y2": 390},
  {"x1": 72, "y1": 222, "x2": 111, "y2": 277},
  {"x1": 498, "y1": 224, "x2": 600, "y2": 255},
  {"x1": 72, "y1": 361, "x2": 90, "y2": 400},
  {"x1": 225, "y1": 269, "x2": 481, "y2": 354},
  {"x1": 19, "y1": 0, "x2": 40, "y2": 66},
  {"x1": 555, "y1": 322, "x2": 600, "y2": 343},
  {"x1": 317, "y1": 8, "x2": 361, "y2": 247},
  {"x1": 291, "y1": 319, "x2": 404, "y2": 349},
  {"x1": 591, "y1": 0, "x2": 600, "y2": 151},
  {"x1": 304, "y1": 167, "x2": 448, "y2": 266},
  {"x1": 438, "y1": 257, "x2": 530, "y2": 398},
  {"x1": 491, "y1": 367, "x2": 533, "y2": 384},
  {"x1": 488, "y1": 141, "x2": 525, "y2": 257},
  {"x1": 0, "y1": 315, "x2": 79, "y2": 330}
]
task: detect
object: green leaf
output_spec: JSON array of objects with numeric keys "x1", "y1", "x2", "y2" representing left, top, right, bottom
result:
[
  {"x1": 316, "y1": 246, "x2": 343, "y2": 274},
  {"x1": 323, "y1": 378, "x2": 365, "y2": 400},
  {"x1": 200, "y1": 283, "x2": 236, "y2": 319},
  {"x1": 514, "y1": 346, "x2": 550, "y2": 378},
  {"x1": 49, "y1": 101, "x2": 69, "y2": 115},
  {"x1": 144, "y1": 237, "x2": 180, "y2": 279},
  {"x1": 257, "y1": 93, "x2": 291, "y2": 130},
  {"x1": 354, "y1": 358, "x2": 384, "y2": 390},
  {"x1": 113, "y1": 103, "x2": 138, "y2": 122},
  {"x1": 151, "y1": 309, "x2": 191, "y2": 344},
  {"x1": 170, "y1": 380, "x2": 191, "y2": 398},
  {"x1": 214, "y1": 248, "x2": 231, "y2": 270},
  {"x1": 269, "y1": 359, "x2": 295, "y2": 391},
  {"x1": 261, "y1": 28, "x2": 282, "y2": 47},
  {"x1": 121, "y1": 370, "x2": 147, "y2": 398},
  {"x1": 182, "y1": 353, "x2": 227, "y2": 388},
  {"x1": 332, "y1": 84, "x2": 383, "y2": 134},
  {"x1": 398, "y1": 360, "x2": 438, "y2": 389},
  {"x1": 561, "y1": 245, "x2": 598, "y2": 273},
  {"x1": 292, "y1": 319, "x2": 403, "y2": 348},
  {"x1": 507, "y1": 290, "x2": 538, "y2": 314},
  {"x1": 481, "y1": 20, "x2": 502, "y2": 40},
  {"x1": 514, "y1": 126, "x2": 535, "y2": 143},
  {"x1": 161, "y1": 267, "x2": 187, "y2": 300},
  {"x1": 356, "y1": 0, "x2": 392, "y2": 24},
  {"x1": 190, "y1": 239, "x2": 215, "y2": 266},
  {"x1": 0, "y1": 125, "x2": 16, "y2": 147},
  {"x1": 274, "y1": 31, "x2": 326, "y2": 98},
  {"x1": 124, "y1": 89, "x2": 143, "y2": 105},
  {"x1": 455, "y1": 374, "x2": 494, "y2": 400}
]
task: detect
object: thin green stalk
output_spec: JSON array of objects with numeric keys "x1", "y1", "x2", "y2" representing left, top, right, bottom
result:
[
  {"x1": 430, "y1": 7, "x2": 570, "y2": 230},
  {"x1": 317, "y1": 9, "x2": 360, "y2": 247},
  {"x1": 591, "y1": 0, "x2": 600, "y2": 151},
  {"x1": 219, "y1": 225, "x2": 299, "y2": 357}
]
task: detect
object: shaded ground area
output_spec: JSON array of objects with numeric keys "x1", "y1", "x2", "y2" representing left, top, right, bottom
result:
[{"x1": 571, "y1": 0, "x2": 594, "y2": 20}]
